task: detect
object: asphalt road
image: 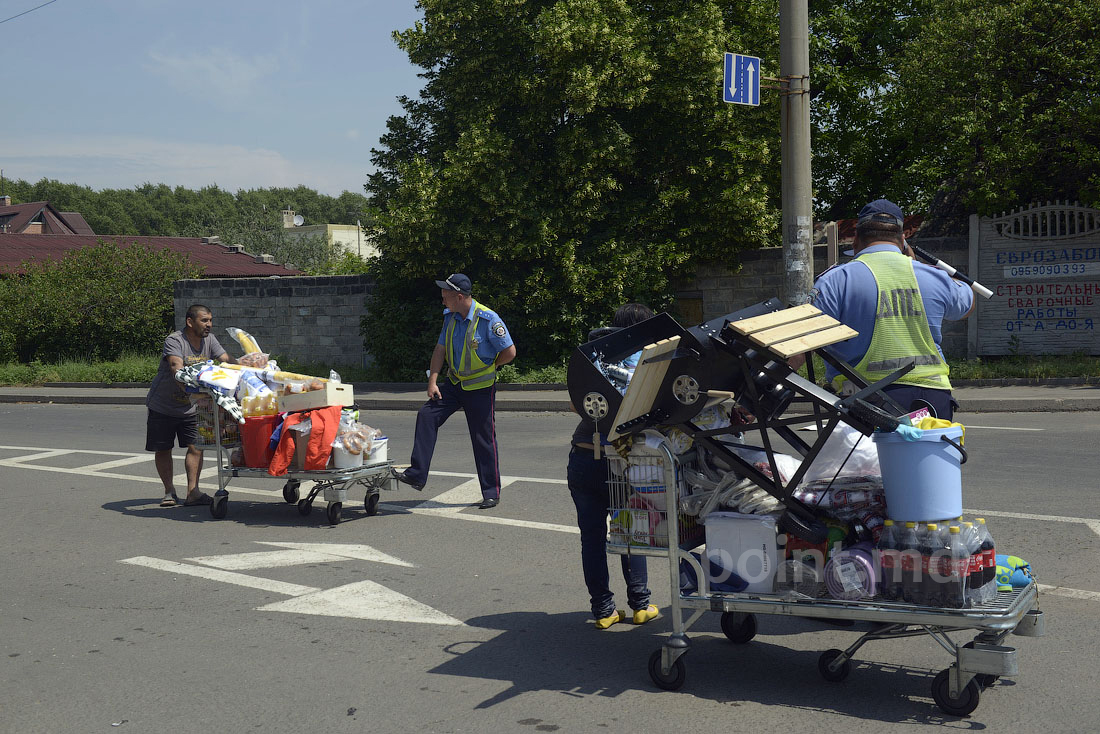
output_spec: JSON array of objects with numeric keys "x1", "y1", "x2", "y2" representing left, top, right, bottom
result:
[{"x1": 2, "y1": 404, "x2": 1098, "y2": 733}]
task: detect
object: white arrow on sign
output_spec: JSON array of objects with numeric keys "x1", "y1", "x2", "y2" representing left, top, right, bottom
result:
[
  {"x1": 120, "y1": 542, "x2": 464, "y2": 626},
  {"x1": 729, "y1": 60, "x2": 756, "y2": 100}
]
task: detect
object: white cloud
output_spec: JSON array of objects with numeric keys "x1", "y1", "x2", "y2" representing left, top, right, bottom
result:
[
  {"x1": 146, "y1": 48, "x2": 279, "y2": 100},
  {"x1": 3, "y1": 134, "x2": 366, "y2": 194}
]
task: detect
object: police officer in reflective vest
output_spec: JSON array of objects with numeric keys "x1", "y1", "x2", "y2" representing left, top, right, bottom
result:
[
  {"x1": 392, "y1": 273, "x2": 517, "y2": 508},
  {"x1": 808, "y1": 199, "x2": 974, "y2": 419}
]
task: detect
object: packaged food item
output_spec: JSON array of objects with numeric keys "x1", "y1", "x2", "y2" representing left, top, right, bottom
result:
[{"x1": 226, "y1": 327, "x2": 269, "y2": 368}]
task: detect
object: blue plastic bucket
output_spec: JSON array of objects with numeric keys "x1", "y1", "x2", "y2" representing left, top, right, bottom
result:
[{"x1": 872, "y1": 426, "x2": 966, "y2": 522}]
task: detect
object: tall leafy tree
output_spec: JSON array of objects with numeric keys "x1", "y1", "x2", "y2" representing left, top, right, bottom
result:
[
  {"x1": 807, "y1": 0, "x2": 932, "y2": 219},
  {"x1": 890, "y1": 0, "x2": 1100, "y2": 216},
  {"x1": 365, "y1": 0, "x2": 782, "y2": 376}
]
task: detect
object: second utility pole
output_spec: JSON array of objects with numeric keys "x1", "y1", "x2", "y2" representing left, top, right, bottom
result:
[{"x1": 779, "y1": 0, "x2": 813, "y2": 306}]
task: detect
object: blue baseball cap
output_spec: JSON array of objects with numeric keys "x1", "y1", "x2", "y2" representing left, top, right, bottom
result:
[
  {"x1": 435, "y1": 273, "x2": 472, "y2": 294},
  {"x1": 857, "y1": 198, "x2": 904, "y2": 228}
]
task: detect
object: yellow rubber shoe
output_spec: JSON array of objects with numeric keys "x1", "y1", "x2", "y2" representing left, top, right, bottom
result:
[
  {"x1": 632, "y1": 604, "x2": 660, "y2": 625},
  {"x1": 594, "y1": 610, "x2": 625, "y2": 630}
]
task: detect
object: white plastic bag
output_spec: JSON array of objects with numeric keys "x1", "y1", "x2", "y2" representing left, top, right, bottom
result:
[{"x1": 799, "y1": 424, "x2": 880, "y2": 485}]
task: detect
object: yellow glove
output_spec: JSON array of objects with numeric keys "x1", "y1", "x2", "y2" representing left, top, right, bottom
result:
[{"x1": 918, "y1": 418, "x2": 964, "y2": 444}]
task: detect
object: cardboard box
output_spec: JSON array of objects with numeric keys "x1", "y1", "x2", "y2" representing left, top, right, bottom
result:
[
  {"x1": 289, "y1": 430, "x2": 309, "y2": 470},
  {"x1": 277, "y1": 382, "x2": 354, "y2": 413},
  {"x1": 704, "y1": 511, "x2": 778, "y2": 593}
]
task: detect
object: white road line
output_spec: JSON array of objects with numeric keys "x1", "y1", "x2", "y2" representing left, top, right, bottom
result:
[
  {"x1": 4, "y1": 449, "x2": 73, "y2": 463},
  {"x1": 187, "y1": 549, "x2": 349, "y2": 570},
  {"x1": 0, "y1": 444, "x2": 141, "y2": 456},
  {"x1": 964, "y1": 508, "x2": 1100, "y2": 538},
  {"x1": 255, "y1": 580, "x2": 466, "y2": 625},
  {"x1": 1039, "y1": 584, "x2": 1100, "y2": 603},
  {"x1": 258, "y1": 542, "x2": 416, "y2": 567},
  {"x1": 958, "y1": 425, "x2": 1044, "y2": 431},
  {"x1": 119, "y1": 556, "x2": 319, "y2": 596},
  {"x1": 80, "y1": 455, "x2": 154, "y2": 472},
  {"x1": 398, "y1": 505, "x2": 580, "y2": 534}
]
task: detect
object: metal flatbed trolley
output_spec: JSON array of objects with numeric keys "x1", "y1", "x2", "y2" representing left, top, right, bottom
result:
[
  {"x1": 191, "y1": 386, "x2": 397, "y2": 525},
  {"x1": 569, "y1": 301, "x2": 1046, "y2": 716}
]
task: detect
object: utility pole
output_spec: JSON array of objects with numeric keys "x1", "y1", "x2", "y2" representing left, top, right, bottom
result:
[{"x1": 779, "y1": 0, "x2": 813, "y2": 306}]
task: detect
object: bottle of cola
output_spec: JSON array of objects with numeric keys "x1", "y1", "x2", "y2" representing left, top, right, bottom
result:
[
  {"x1": 943, "y1": 526, "x2": 969, "y2": 609},
  {"x1": 960, "y1": 522, "x2": 983, "y2": 606},
  {"x1": 920, "y1": 523, "x2": 947, "y2": 607},
  {"x1": 976, "y1": 517, "x2": 997, "y2": 602},
  {"x1": 876, "y1": 519, "x2": 902, "y2": 600},
  {"x1": 899, "y1": 521, "x2": 922, "y2": 604}
]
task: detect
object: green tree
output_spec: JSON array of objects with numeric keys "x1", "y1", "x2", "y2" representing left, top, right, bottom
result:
[
  {"x1": 807, "y1": 0, "x2": 933, "y2": 219},
  {"x1": 365, "y1": 0, "x2": 782, "y2": 378},
  {"x1": 0, "y1": 240, "x2": 203, "y2": 362},
  {"x1": 890, "y1": 0, "x2": 1100, "y2": 215}
]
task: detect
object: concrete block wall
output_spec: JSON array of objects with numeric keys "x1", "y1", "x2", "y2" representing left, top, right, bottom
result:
[
  {"x1": 173, "y1": 275, "x2": 373, "y2": 370},
  {"x1": 676, "y1": 235, "x2": 972, "y2": 359}
]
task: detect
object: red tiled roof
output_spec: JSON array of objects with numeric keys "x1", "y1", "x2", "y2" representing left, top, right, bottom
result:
[
  {"x1": 0, "y1": 200, "x2": 92, "y2": 235},
  {"x1": 59, "y1": 212, "x2": 95, "y2": 235},
  {"x1": 0, "y1": 234, "x2": 301, "y2": 277}
]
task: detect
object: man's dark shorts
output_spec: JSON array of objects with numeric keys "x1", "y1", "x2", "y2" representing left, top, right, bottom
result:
[{"x1": 146, "y1": 409, "x2": 199, "y2": 451}]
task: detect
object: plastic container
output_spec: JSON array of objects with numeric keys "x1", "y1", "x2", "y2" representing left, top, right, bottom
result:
[
  {"x1": 367, "y1": 436, "x2": 388, "y2": 463},
  {"x1": 824, "y1": 542, "x2": 876, "y2": 600},
  {"x1": 873, "y1": 425, "x2": 965, "y2": 521},
  {"x1": 332, "y1": 442, "x2": 364, "y2": 469},
  {"x1": 703, "y1": 511, "x2": 778, "y2": 593},
  {"x1": 240, "y1": 415, "x2": 279, "y2": 468}
]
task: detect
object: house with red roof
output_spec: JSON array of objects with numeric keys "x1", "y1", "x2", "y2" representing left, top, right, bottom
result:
[{"x1": 0, "y1": 196, "x2": 300, "y2": 277}]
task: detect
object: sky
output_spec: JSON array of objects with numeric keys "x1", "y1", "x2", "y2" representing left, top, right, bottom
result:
[{"x1": 0, "y1": 0, "x2": 426, "y2": 196}]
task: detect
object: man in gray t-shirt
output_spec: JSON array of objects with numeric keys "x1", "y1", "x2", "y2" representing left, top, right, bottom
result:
[{"x1": 145, "y1": 304, "x2": 233, "y2": 507}]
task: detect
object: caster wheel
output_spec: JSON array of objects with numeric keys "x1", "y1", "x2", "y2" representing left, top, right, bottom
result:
[
  {"x1": 720, "y1": 612, "x2": 757, "y2": 644},
  {"x1": 818, "y1": 649, "x2": 852, "y2": 682},
  {"x1": 932, "y1": 668, "x2": 981, "y2": 717},
  {"x1": 297, "y1": 499, "x2": 312, "y2": 516},
  {"x1": 648, "y1": 649, "x2": 686, "y2": 691},
  {"x1": 210, "y1": 493, "x2": 228, "y2": 519},
  {"x1": 326, "y1": 502, "x2": 342, "y2": 525},
  {"x1": 282, "y1": 481, "x2": 300, "y2": 504},
  {"x1": 365, "y1": 493, "x2": 380, "y2": 516}
]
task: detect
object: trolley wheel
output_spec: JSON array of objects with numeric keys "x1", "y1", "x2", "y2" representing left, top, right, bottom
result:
[
  {"x1": 282, "y1": 481, "x2": 300, "y2": 504},
  {"x1": 364, "y1": 492, "x2": 380, "y2": 516},
  {"x1": 210, "y1": 493, "x2": 228, "y2": 520},
  {"x1": 326, "y1": 502, "x2": 342, "y2": 525},
  {"x1": 648, "y1": 649, "x2": 686, "y2": 691},
  {"x1": 297, "y1": 499, "x2": 312, "y2": 516},
  {"x1": 720, "y1": 612, "x2": 757, "y2": 644},
  {"x1": 818, "y1": 649, "x2": 852, "y2": 682},
  {"x1": 931, "y1": 668, "x2": 981, "y2": 717}
]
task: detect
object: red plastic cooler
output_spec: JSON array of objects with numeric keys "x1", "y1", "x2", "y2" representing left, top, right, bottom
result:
[{"x1": 240, "y1": 415, "x2": 279, "y2": 468}]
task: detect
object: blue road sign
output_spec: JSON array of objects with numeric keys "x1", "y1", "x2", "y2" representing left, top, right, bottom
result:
[{"x1": 723, "y1": 52, "x2": 760, "y2": 106}]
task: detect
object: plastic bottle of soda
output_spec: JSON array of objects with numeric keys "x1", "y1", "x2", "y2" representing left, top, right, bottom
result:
[
  {"x1": 943, "y1": 526, "x2": 969, "y2": 609},
  {"x1": 960, "y1": 522, "x2": 983, "y2": 606},
  {"x1": 899, "y1": 521, "x2": 922, "y2": 604},
  {"x1": 876, "y1": 520, "x2": 901, "y2": 600},
  {"x1": 975, "y1": 518, "x2": 997, "y2": 602},
  {"x1": 919, "y1": 523, "x2": 945, "y2": 607}
]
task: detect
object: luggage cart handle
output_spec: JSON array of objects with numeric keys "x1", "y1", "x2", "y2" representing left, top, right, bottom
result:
[{"x1": 941, "y1": 434, "x2": 967, "y2": 465}]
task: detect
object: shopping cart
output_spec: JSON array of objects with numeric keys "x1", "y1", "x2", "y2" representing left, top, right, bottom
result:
[
  {"x1": 608, "y1": 440, "x2": 1045, "y2": 717},
  {"x1": 190, "y1": 386, "x2": 397, "y2": 524}
]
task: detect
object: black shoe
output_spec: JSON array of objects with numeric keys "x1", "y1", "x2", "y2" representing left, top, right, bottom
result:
[
  {"x1": 391, "y1": 467, "x2": 424, "y2": 491},
  {"x1": 478, "y1": 497, "x2": 499, "y2": 510}
]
